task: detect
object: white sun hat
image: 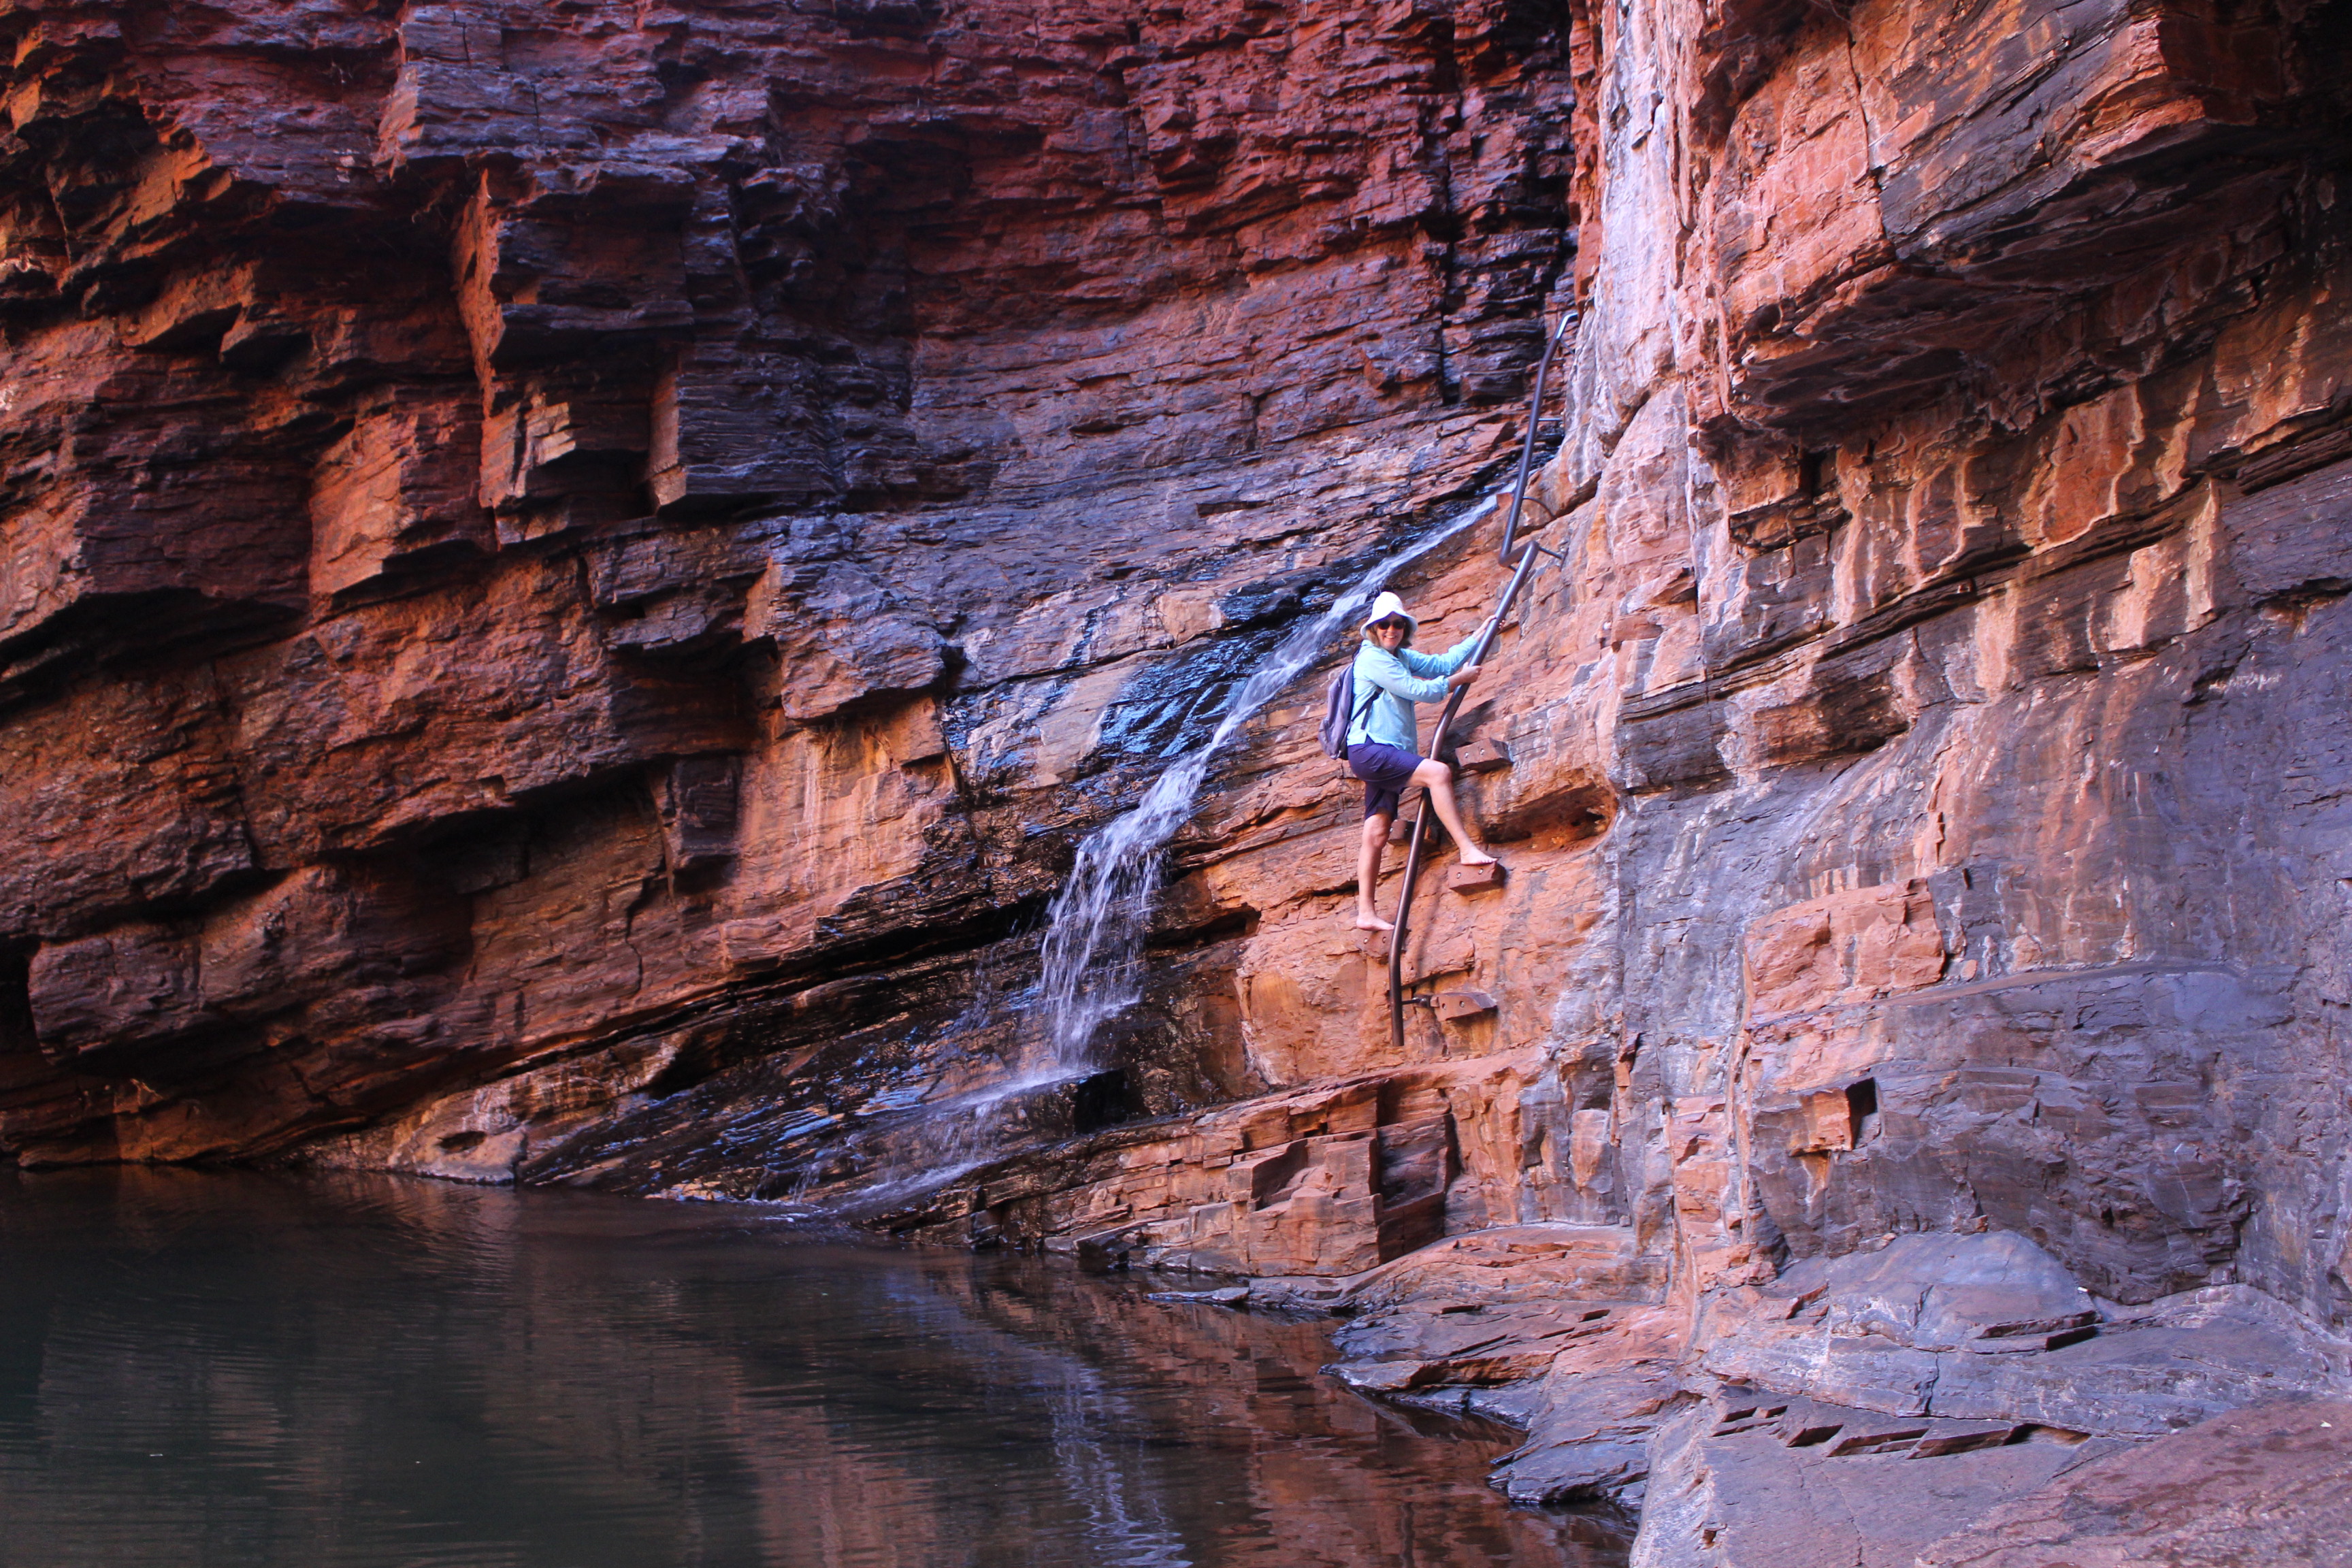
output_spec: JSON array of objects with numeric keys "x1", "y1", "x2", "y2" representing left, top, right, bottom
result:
[{"x1": 1360, "y1": 590, "x2": 1418, "y2": 637}]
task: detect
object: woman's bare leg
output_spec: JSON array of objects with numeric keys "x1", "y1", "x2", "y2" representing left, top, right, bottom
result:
[
  {"x1": 1411, "y1": 760, "x2": 1497, "y2": 865},
  {"x1": 1355, "y1": 813, "x2": 1394, "y2": 930}
]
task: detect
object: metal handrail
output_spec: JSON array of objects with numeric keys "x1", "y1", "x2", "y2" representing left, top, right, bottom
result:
[
  {"x1": 1386, "y1": 310, "x2": 1577, "y2": 1054},
  {"x1": 1497, "y1": 312, "x2": 1576, "y2": 567}
]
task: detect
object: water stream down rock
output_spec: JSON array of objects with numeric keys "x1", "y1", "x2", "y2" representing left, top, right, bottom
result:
[
  {"x1": 831, "y1": 494, "x2": 1499, "y2": 1215},
  {"x1": 2, "y1": 0, "x2": 2351, "y2": 1561},
  {"x1": 1034, "y1": 495, "x2": 1496, "y2": 1077}
]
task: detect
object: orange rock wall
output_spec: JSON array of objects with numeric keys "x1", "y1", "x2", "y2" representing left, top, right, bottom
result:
[
  {"x1": 0, "y1": 0, "x2": 1575, "y2": 1158},
  {"x1": 7, "y1": 0, "x2": 2352, "y2": 1356}
]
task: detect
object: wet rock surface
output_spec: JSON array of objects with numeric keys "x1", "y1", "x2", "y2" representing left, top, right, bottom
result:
[{"x1": 5, "y1": 0, "x2": 2352, "y2": 1560}]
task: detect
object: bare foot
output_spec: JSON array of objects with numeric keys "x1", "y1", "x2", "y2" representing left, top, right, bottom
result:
[
  {"x1": 1458, "y1": 849, "x2": 1499, "y2": 868},
  {"x1": 1354, "y1": 912, "x2": 1394, "y2": 932}
]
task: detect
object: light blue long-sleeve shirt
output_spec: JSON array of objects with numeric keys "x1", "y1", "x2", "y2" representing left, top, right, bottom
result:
[{"x1": 1345, "y1": 632, "x2": 1482, "y2": 753}]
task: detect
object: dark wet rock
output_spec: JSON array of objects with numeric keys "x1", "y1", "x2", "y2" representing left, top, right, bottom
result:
[{"x1": 1145, "y1": 1285, "x2": 1249, "y2": 1306}]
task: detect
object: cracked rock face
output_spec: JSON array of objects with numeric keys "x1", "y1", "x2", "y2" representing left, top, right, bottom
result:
[{"x1": 6, "y1": 0, "x2": 2352, "y2": 1558}]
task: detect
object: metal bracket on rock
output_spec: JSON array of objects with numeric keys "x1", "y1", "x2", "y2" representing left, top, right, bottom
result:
[{"x1": 1516, "y1": 541, "x2": 1571, "y2": 620}]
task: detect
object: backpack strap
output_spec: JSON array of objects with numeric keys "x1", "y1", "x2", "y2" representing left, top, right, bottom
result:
[{"x1": 1343, "y1": 676, "x2": 1379, "y2": 749}]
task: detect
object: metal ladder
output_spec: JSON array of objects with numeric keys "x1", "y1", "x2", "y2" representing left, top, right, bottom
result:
[{"x1": 1385, "y1": 310, "x2": 1576, "y2": 1053}]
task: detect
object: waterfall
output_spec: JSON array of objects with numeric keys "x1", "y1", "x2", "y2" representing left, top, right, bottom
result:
[
  {"x1": 815, "y1": 489, "x2": 1497, "y2": 1218},
  {"x1": 1031, "y1": 491, "x2": 1497, "y2": 1077}
]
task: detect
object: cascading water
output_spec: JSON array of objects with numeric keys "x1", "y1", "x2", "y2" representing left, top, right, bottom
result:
[
  {"x1": 822, "y1": 490, "x2": 1499, "y2": 1217},
  {"x1": 1032, "y1": 493, "x2": 1499, "y2": 1074}
]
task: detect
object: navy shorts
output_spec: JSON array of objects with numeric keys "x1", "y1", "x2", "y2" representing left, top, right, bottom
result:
[{"x1": 1348, "y1": 741, "x2": 1423, "y2": 820}]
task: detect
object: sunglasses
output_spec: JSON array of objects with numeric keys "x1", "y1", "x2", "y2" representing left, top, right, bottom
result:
[{"x1": 1371, "y1": 618, "x2": 1411, "y2": 632}]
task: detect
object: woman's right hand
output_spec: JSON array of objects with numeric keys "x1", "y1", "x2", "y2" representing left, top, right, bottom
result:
[{"x1": 1448, "y1": 664, "x2": 1483, "y2": 689}]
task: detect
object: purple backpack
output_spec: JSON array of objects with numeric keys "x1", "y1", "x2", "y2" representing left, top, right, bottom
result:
[{"x1": 1320, "y1": 664, "x2": 1375, "y2": 758}]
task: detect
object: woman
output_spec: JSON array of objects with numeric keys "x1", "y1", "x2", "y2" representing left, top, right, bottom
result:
[{"x1": 1344, "y1": 591, "x2": 1497, "y2": 933}]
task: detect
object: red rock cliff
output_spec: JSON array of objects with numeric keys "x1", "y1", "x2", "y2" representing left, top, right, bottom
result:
[
  {"x1": 6, "y1": 0, "x2": 2352, "y2": 1556},
  {"x1": 0, "y1": 0, "x2": 1575, "y2": 1158}
]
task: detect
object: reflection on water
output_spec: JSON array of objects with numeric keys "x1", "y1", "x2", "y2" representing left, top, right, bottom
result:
[{"x1": 0, "y1": 1170, "x2": 1626, "y2": 1568}]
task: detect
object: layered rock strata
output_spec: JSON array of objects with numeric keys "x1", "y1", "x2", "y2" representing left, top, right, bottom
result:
[
  {"x1": 6, "y1": 0, "x2": 2352, "y2": 1559},
  {"x1": 0, "y1": 0, "x2": 1575, "y2": 1159}
]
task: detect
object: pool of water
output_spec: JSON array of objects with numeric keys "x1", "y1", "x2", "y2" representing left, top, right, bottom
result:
[{"x1": 0, "y1": 1169, "x2": 1628, "y2": 1568}]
